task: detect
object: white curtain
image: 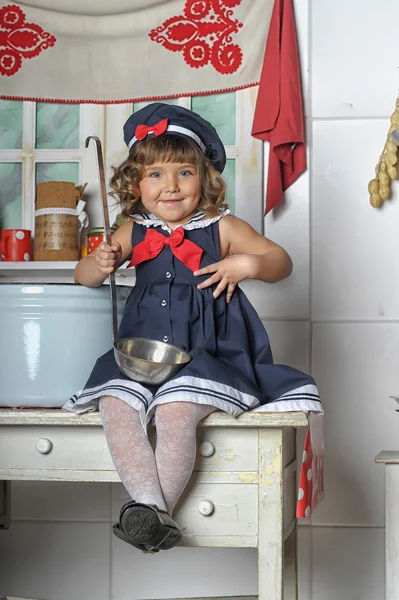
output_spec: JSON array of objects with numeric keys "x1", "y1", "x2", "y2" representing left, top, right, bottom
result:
[{"x1": 0, "y1": 0, "x2": 273, "y2": 102}]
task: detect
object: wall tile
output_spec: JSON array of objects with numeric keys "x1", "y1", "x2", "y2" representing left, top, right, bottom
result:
[
  {"x1": 244, "y1": 167, "x2": 310, "y2": 320},
  {"x1": 298, "y1": 527, "x2": 312, "y2": 599},
  {"x1": 312, "y1": 527, "x2": 385, "y2": 600},
  {"x1": 312, "y1": 119, "x2": 399, "y2": 321},
  {"x1": 312, "y1": 0, "x2": 399, "y2": 118},
  {"x1": 263, "y1": 320, "x2": 310, "y2": 373},
  {"x1": 294, "y1": 0, "x2": 309, "y2": 117},
  {"x1": 312, "y1": 322, "x2": 399, "y2": 526},
  {"x1": 11, "y1": 481, "x2": 111, "y2": 522},
  {"x1": 111, "y1": 541, "x2": 257, "y2": 600},
  {"x1": 0, "y1": 522, "x2": 111, "y2": 600},
  {"x1": 111, "y1": 483, "x2": 129, "y2": 520}
]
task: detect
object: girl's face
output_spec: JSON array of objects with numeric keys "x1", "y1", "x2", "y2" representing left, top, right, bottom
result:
[{"x1": 139, "y1": 161, "x2": 201, "y2": 228}]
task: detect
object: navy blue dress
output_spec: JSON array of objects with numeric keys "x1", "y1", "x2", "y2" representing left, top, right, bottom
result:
[{"x1": 64, "y1": 213, "x2": 321, "y2": 426}]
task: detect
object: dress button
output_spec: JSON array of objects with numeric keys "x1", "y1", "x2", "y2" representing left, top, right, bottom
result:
[
  {"x1": 165, "y1": 271, "x2": 172, "y2": 278},
  {"x1": 161, "y1": 300, "x2": 167, "y2": 307},
  {"x1": 163, "y1": 336, "x2": 169, "y2": 343}
]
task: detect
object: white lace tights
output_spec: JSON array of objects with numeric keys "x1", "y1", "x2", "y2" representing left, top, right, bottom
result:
[{"x1": 99, "y1": 396, "x2": 215, "y2": 515}]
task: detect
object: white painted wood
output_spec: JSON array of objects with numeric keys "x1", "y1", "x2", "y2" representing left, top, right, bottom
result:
[
  {"x1": 2, "y1": 595, "x2": 257, "y2": 600},
  {"x1": 175, "y1": 482, "x2": 257, "y2": 539},
  {"x1": 0, "y1": 409, "x2": 308, "y2": 428},
  {"x1": 0, "y1": 261, "x2": 75, "y2": 272},
  {"x1": 283, "y1": 463, "x2": 297, "y2": 534},
  {"x1": 0, "y1": 409, "x2": 307, "y2": 599},
  {"x1": 375, "y1": 451, "x2": 399, "y2": 464},
  {"x1": 195, "y1": 428, "x2": 258, "y2": 472},
  {"x1": 0, "y1": 427, "x2": 115, "y2": 473},
  {"x1": 385, "y1": 465, "x2": 399, "y2": 600},
  {"x1": 21, "y1": 101, "x2": 35, "y2": 232},
  {"x1": 258, "y1": 428, "x2": 284, "y2": 600},
  {"x1": 189, "y1": 472, "x2": 258, "y2": 485},
  {"x1": 0, "y1": 262, "x2": 136, "y2": 281},
  {"x1": 178, "y1": 535, "x2": 257, "y2": 548},
  {"x1": 283, "y1": 428, "x2": 296, "y2": 467},
  {"x1": 375, "y1": 454, "x2": 399, "y2": 600}
]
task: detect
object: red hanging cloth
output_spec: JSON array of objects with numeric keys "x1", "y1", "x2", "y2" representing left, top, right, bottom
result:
[{"x1": 252, "y1": 0, "x2": 306, "y2": 214}]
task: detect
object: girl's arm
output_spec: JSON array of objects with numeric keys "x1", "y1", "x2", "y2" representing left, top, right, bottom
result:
[
  {"x1": 74, "y1": 220, "x2": 134, "y2": 287},
  {"x1": 219, "y1": 215, "x2": 293, "y2": 283},
  {"x1": 194, "y1": 215, "x2": 292, "y2": 303}
]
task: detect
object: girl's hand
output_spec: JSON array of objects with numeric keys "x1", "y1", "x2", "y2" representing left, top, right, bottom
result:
[
  {"x1": 95, "y1": 242, "x2": 122, "y2": 275},
  {"x1": 194, "y1": 254, "x2": 258, "y2": 303}
]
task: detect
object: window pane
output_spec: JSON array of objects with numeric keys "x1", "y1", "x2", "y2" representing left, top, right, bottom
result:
[
  {"x1": 0, "y1": 100, "x2": 23, "y2": 149},
  {"x1": 36, "y1": 162, "x2": 80, "y2": 184},
  {"x1": 224, "y1": 159, "x2": 236, "y2": 214},
  {"x1": 192, "y1": 93, "x2": 236, "y2": 146},
  {"x1": 133, "y1": 99, "x2": 179, "y2": 113},
  {"x1": 0, "y1": 163, "x2": 23, "y2": 228},
  {"x1": 36, "y1": 103, "x2": 80, "y2": 149}
]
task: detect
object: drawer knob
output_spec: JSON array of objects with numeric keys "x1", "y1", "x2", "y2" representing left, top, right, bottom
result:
[
  {"x1": 36, "y1": 438, "x2": 53, "y2": 454},
  {"x1": 200, "y1": 441, "x2": 215, "y2": 457},
  {"x1": 198, "y1": 499, "x2": 215, "y2": 516}
]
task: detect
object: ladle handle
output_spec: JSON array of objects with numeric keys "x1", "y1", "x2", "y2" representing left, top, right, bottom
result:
[{"x1": 85, "y1": 136, "x2": 119, "y2": 344}]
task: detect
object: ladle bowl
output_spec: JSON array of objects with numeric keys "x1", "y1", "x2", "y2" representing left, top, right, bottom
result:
[{"x1": 114, "y1": 337, "x2": 191, "y2": 385}]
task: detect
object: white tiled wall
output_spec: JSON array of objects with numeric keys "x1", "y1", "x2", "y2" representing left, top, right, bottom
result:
[{"x1": 1, "y1": 1, "x2": 399, "y2": 598}]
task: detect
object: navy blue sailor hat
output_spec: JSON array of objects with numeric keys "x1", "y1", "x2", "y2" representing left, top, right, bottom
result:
[{"x1": 123, "y1": 102, "x2": 226, "y2": 173}]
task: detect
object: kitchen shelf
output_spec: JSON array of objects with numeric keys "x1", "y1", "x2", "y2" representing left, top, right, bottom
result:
[
  {"x1": 0, "y1": 261, "x2": 77, "y2": 273},
  {"x1": 0, "y1": 261, "x2": 135, "y2": 282}
]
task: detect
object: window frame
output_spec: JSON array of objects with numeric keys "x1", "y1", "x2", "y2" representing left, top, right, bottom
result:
[
  {"x1": 0, "y1": 89, "x2": 264, "y2": 260},
  {"x1": 0, "y1": 102, "x2": 105, "y2": 234}
]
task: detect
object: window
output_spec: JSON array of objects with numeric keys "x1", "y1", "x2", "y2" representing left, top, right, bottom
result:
[
  {"x1": 0, "y1": 101, "x2": 104, "y2": 234},
  {"x1": 0, "y1": 89, "x2": 263, "y2": 248}
]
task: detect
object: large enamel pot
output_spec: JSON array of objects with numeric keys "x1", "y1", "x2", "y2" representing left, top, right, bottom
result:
[{"x1": 0, "y1": 283, "x2": 130, "y2": 408}]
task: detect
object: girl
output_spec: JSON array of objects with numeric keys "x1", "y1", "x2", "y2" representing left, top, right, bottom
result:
[{"x1": 64, "y1": 103, "x2": 321, "y2": 553}]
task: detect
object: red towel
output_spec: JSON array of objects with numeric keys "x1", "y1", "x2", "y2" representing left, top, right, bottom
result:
[{"x1": 251, "y1": 0, "x2": 306, "y2": 214}]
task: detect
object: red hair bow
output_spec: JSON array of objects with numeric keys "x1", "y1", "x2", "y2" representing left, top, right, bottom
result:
[
  {"x1": 135, "y1": 118, "x2": 168, "y2": 141},
  {"x1": 128, "y1": 227, "x2": 203, "y2": 272}
]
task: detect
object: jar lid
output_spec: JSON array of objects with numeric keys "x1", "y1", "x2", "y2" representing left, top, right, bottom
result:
[
  {"x1": 88, "y1": 227, "x2": 105, "y2": 236},
  {"x1": 88, "y1": 227, "x2": 116, "y2": 236}
]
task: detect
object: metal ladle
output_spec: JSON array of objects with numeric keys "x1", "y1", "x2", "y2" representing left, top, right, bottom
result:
[{"x1": 85, "y1": 137, "x2": 191, "y2": 385}]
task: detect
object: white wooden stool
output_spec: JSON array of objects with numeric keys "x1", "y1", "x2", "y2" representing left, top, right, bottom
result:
[
  {"x1": 375, "y1": 451, "x2": 399, "y2": 600},
  {"x1": 0, "y1": 409, "x2": 308, "y2": 600}
]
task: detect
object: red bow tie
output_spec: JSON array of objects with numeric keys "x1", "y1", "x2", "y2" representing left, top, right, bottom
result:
[
  {"x1": 127, "y1": 227, "x2": 203, "y2": 272},
  {"x1": 135, "y1": 118, "x2": 168, "y2": 141}
]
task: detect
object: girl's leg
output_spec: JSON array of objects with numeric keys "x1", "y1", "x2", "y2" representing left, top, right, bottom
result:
[
  {"x1": 154, "y1": 402, "x2": 216, "y2": 515},
  {"x1": 99, "y1": 395, "x2": 167, "y2": 511}
]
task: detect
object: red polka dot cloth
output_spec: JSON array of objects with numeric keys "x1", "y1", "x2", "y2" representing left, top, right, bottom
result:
[{"x1": 297, "y1": 413, "x2": 324, "y2": 518}]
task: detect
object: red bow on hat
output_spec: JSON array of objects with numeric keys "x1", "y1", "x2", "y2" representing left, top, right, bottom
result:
[
  {"x1": 135, "y1": 118, "x2": 168, "y2": 141},
  {"x1": 127, "y1": 227, "x2": 203, "y2": 272}
]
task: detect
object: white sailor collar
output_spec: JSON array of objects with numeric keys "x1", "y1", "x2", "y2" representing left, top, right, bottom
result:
[{"x1": 131, "y1": 209, "x2": 231, "y2": 233}]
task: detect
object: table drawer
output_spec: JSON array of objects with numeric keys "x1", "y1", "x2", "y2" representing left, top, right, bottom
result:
[
  {"x1": 195, "y1": 428, "x2": 257, "y2": 473},
  {"x1": 0, "y1": 426, "x2": 114, "y2": 473},
  {"x1": 175, "y1": 481, "x2": 258, "y2": 540},
  {"x1": 0, "y1": 426, "x2": 258, "y2": 475}
]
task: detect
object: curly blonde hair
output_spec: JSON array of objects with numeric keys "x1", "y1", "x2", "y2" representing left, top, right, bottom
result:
[{"x1": 109, "y1": 135, "x2": 229, "y2": 219}]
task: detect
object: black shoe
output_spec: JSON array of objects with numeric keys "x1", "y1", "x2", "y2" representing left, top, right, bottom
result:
[
  {"x1": 118, "y1": 501, "x2": 182, "y2": 551},
  {"x1": 112, "y1": 521, "x2": 159, "y2": 554}
]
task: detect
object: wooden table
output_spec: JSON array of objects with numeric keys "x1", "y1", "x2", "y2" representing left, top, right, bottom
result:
[{"x1": 0, "y1": 409, "x2": 308, "y2": 600}]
